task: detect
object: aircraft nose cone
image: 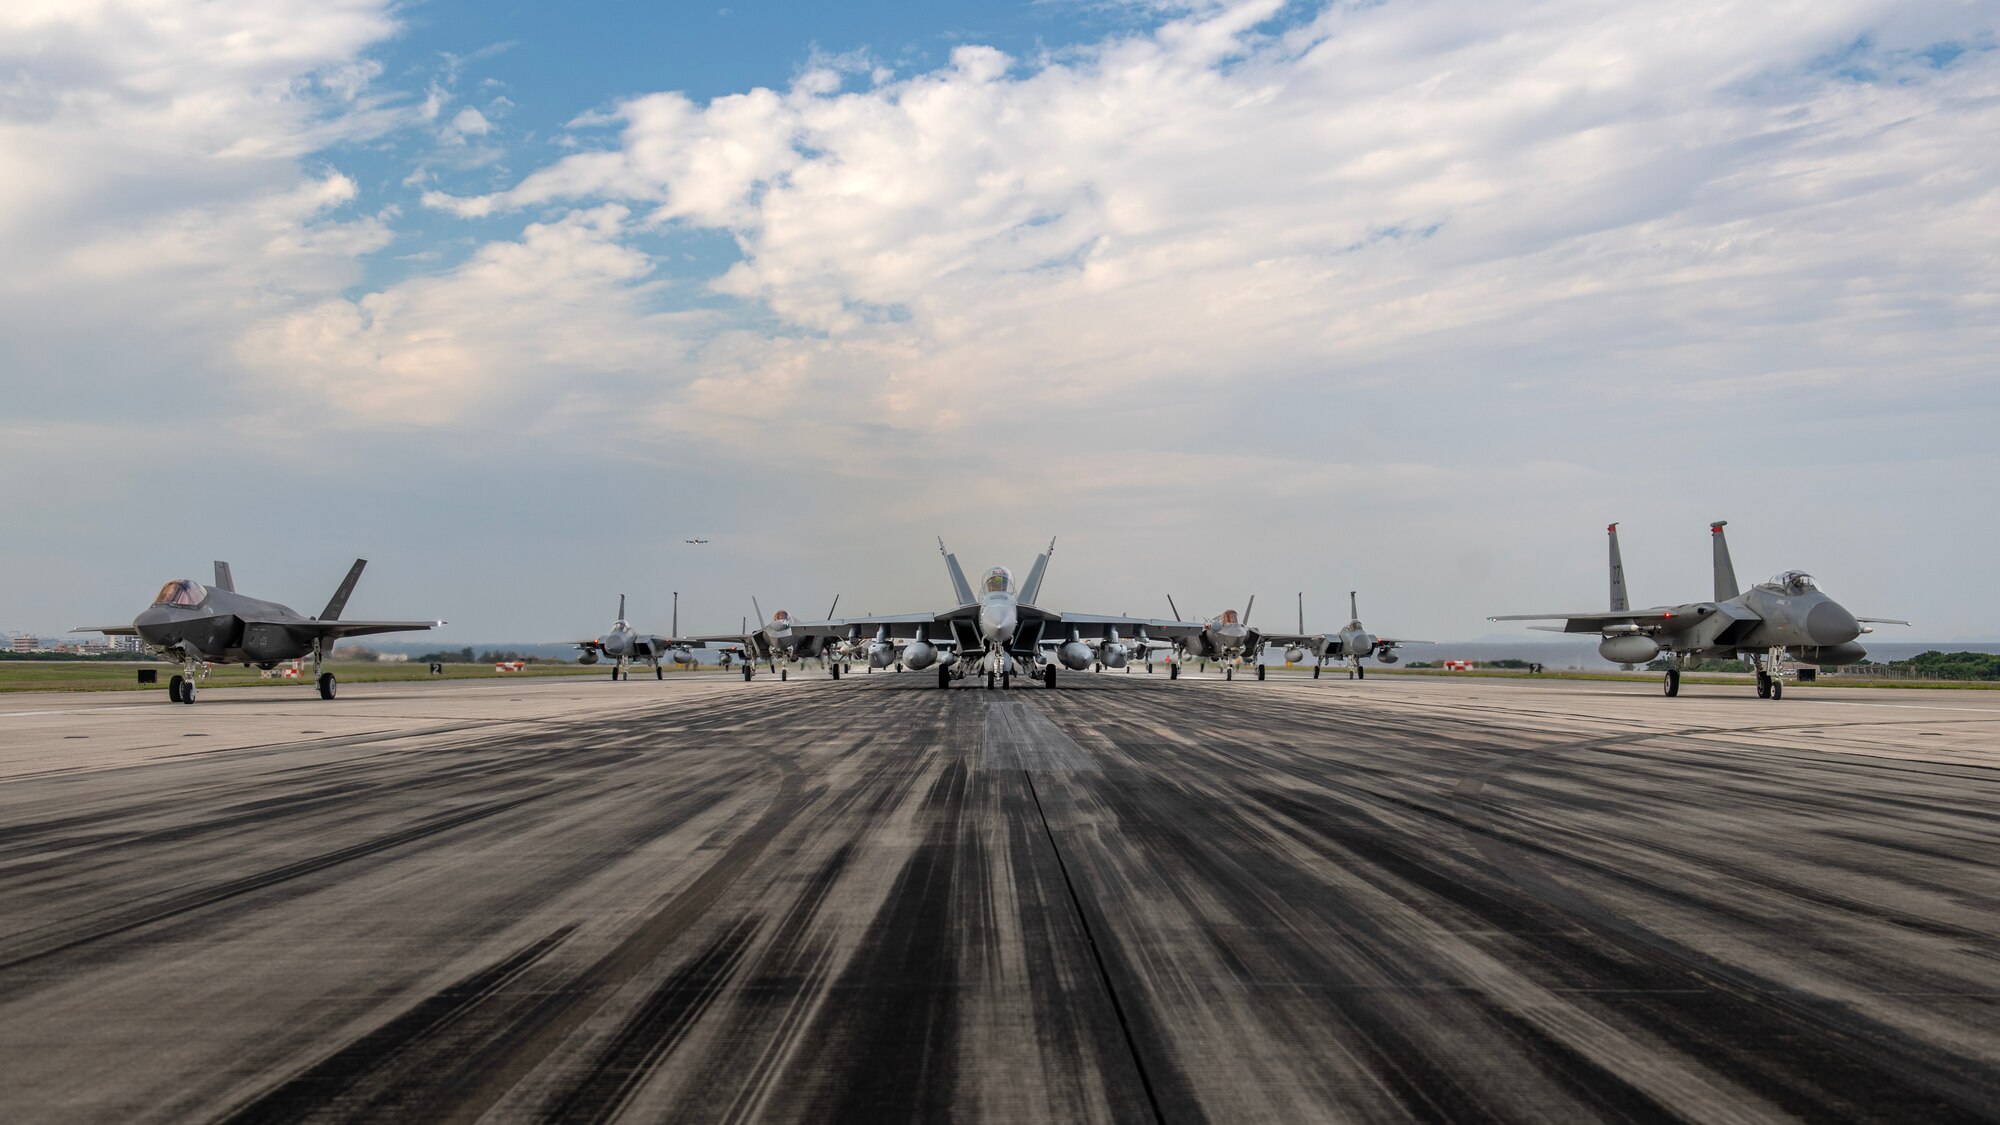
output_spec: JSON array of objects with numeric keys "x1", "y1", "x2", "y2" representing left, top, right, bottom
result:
[{"x1": 1807, "y1": 602, "x2": 1861, "y2": 646}]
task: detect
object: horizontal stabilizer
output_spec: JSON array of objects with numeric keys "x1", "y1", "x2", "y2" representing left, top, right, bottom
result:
[{"x1": 71, "y1": 625, "x2": 140, "y2": 636}]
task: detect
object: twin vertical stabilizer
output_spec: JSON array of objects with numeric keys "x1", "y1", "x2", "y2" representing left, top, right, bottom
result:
[
  {"x1": 1607, "y1": 524, "x2": 1628, "y2": 612},
  {"x1": 940, "y1": 538, "x2": 976, "y2": 606},
  {"x1": 1711, "y1": 521, "x2": 1739, "y2": 601}
]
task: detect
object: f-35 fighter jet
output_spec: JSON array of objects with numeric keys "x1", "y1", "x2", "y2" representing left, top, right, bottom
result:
[
  {"x1": 1491, "y1": 522, "x2": 1906, "y2": 698},
  {"x1": 569, "y1": 593, "x2": 698, "y2": 680},
  {"x1": 75, "y1": 560, "x2": 442, "y2": 704}
]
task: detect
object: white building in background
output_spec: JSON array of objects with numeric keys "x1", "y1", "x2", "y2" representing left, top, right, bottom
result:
[
  {"x1": 10, "y1": 634, "x2": 40, "y2": 653},
  {"x1": 108, "y1": 635, "x2": 146, "y2": 654}
]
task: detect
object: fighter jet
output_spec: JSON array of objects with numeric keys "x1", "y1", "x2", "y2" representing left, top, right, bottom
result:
[
  {"x1": 1165, "y1": 597, "x2": 1260, "y2": 680},
  {"x1": 690, "y1": 596, "x2": 844, "y2": 681},
  {"x1": 802, "y1": 539, "x2": 1197, "y2": 689},
  {"x1": 1491, "y1": 521, "x2": 1907, "y2": 698},
  {"x1": 1260, "y1": 592, "x2": 1430, "y2": 680},
  {"x1": 569, "y1": 593, "x2": 699, "y2": 680},
  {"x1": 74, "y1": 560, "x2": 442, "y2": 704}
]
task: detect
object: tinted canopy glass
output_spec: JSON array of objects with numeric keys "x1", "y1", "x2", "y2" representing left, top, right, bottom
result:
[
  {"x1": 1768, "y1": 571, "x2": 1818, "y2": 595},
  {"x1": 152, "y1": 579, "x2": 206, "y2": 607},
  {"x1": 983, "y1": 567, "x2": 1013, "y2": 594}
]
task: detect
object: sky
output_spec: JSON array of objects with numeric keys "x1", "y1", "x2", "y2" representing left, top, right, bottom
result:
[{"x1": 3, "y1": 0, "x2": 1996, "y2": 643}]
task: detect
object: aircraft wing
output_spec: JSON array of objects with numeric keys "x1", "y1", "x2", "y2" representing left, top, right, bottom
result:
[
  {"x1": 291, "y1": 619, "x2": 444, "y2": 639},
  {"x1": 790, "y1": 612, "x2": 963, "y2": 637},
  {"x1": 1858, "y1": 617, "x2": 1910, "y2": 626},
  {"x1": 1376, "y1": 637, "x2": 1433, "y2": 647},
  {"x1": 1488, "y1": 610, "x2": 1713, "y2": 634},
  {"x1": 72, "y1": 625, "x2": 141, "y2": 636},
  {"x1": 1028, "y1": 610, "x2": 1203, "y2": 642}
]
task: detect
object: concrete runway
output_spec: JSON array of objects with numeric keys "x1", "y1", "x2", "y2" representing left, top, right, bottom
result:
[{"x1": 1, "y1": 671, "x2": 1996, "y2": 1123}]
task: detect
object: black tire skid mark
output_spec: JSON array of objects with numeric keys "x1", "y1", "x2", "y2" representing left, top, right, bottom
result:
[
  {"x1": 1442, "y1": 729, "x2": 2000, "y2": 1120},
  {"x1": 211, "y1": 923, "x2": 580, "y2": 1124},
  {"x1": 294, "y1": 748, "x2": 808, "y2": 1125},
  {"x1": 546, "y1": 915, "x2": 767, "y2": 1124},
  {"x1": 665, "y1": 844, "x2": 855, "y2": 1123},
  {"x1": 786, "y1": 759, "x2": 970, "y2": 1125},
  {"x1": 0, "y1": 791, "x2": 551, "y2": 974}
]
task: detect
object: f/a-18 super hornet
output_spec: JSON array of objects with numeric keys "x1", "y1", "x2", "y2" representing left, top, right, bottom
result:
[
  {"x1": 804, "y1": 539, "x2": 1196, "y2": 689},
  {"x1": 1259, "y1": 592, "x2": 1431, "y2": 680},
  {"x1": 569, "y1": 593, "x2": 699, "y2": 680},
  {"x1": 1491, "y1": 521, "x2": 1907, "y2": 698},
  {"x1": 74, "y1": 560, "x2": 442, "y2": 704}
]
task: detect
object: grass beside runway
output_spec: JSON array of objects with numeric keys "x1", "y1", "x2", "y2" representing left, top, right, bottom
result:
[{"x1": 0, "y1": 661, "x2": 730, "y2": 693}]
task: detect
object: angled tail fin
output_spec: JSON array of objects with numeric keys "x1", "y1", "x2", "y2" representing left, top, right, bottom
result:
[
  {"x1": 1710, "y1": 521, "x2": 1739, "y2": 601},
  {"x1": 1607, "y1": 523, "x2": 1628, "y2": 612},
  {"x1": 1298, "y1": 593, "x2": 1305, "y2": 634},
  {"x1": 1019, "y1": 537, "x2": 1055, "y2": 605},
  {"x1": 1349, "y1": 590, "x2": 1359, "y2": 624},
  {"x1": 213, "y1": 561, "x2": 235, "y2": 593},
  {"x1": 1243, "y1": 594, "x2": 1254, "y2": 626},
  {"x1": 826, "y1": 594, "x2": 840, "y2": 619},
  {"x1": 617, "y1": 593, "x2": 627, "y2": 623},
  {"x1": 940, "y1": 538, "x2": 976, "y2": 605},
  {"x1": 752, "y1": 596, "x2": 766, "y2": 630},
  {"x1": 1167, "y1": 595, "x2": 1183, "y2": 622},
  {"x1": 321, "y1": 560, "x2": 366, "y2": 621},
  {"x1": 672, "y1": 592, "x2": 678, "y2": 637}
]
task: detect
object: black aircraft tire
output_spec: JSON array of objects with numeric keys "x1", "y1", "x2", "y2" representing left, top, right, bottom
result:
[
  {"x1": 939, "y1": 667, "x2": 951, "y2": 690},
  {"x1": 1357, "y1": 665, "x2": 1365, "y2": 680},
  {"x1": 1002, "y1": 672, "x2": 1011, "y2": 690},
  {"x1": 656, "y1": 666, "x2": 664, "y2": 680},
  {"x1": 182, "y1": 680, "x2": 197, "y2": 704},
  {"x1": 1170, "y1": 664, "x2": 1179, "y2": 680},
  {"x1": 742, "y1": 666, "x2": 753, "y2": 681},
  {"x1": 1770, "y1": 680, "x2": 1783, "y2": 700},
  {"x1": 830, "y1": 664, "x2": 840, "y2": 680},
  {"x1": 1147, "y1": 664, "x2": 1154, "y2": 674},
  {"x1": 780, "y1": 669, "x2": 788, "y2": 682},
  {"x1": 1257, "y1": 665, "x2": 1266, "y2": 681},
  {"x1": 1225, "y1": 667, "x2": 1233, "y2": 681},
  {"x1": 1044, "y1": 666, "x2": 1056, "y2": 689},
  {"x1": 1313, "y1": 665, "x2": 1321, "y2": 679},
  {"x1": 986, "y1": 672, "x2": 996, "y2": 690},
  {"x1": 318, "y1": 672, "x2": 337, "y2": 700},
  {"x1": 1665, "y1": 669, "x2": 1680, "y2": 697},
  {"x1": 168, "y1": 675, "x2": 184, "y2": 703}
]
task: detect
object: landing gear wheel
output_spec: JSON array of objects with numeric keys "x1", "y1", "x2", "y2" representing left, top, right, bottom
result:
[
  {"x1": 1147, "y1": 663, "x2": 1154, "y2": 674},
  {"x1": 1313, "y1": 665, "x2": 1321, "y2": 679},
  {"x1": 986, "y1": 672, "x2": 996, "y2": 690},
  {"x1": 1225, "y1": 666, "x2": 1234, "y2": 681},
  {"x1": 939, "y1": 666, "x2": 951, "y2": 690},
  {"x1": 1170, "y1": 664, "x2": 1180, "y2": 680},
  {"x1": 1756, "y1": 672, "x2": 1771, "y2": 699},
  {"x1": 318, "y1": 672, "x2": 336, "y2": 700},
  {"x1": 780, "y1": 669, "x2": 788, "y2": 682},
  {"x1": 656, "y1": 665, "x2": 664, "y2": 680},
  {"x1": 1357, "y1": 665, "x2": 1365, "y2": 681},
  {"x1": 742, "y1": 665, "x2": 754, "y2": 681},
  {"x1": 182, "y1": 678, "x2": 198, "y2": 705},
  {"x1": 1664, "y1": 668, "x2": 1680, "y2": 697},
  {"x1": 1002, "y1": 672, "x2": 1011, "y2": 690},
  {"x1": 1044, "y1": 666, "x2": 1056, "y2": 689},
  {"x1": 1770, "y1": 679, "x2": 1783, "y2": 700},
  {"x1": 830, "y1": 664, "x2": 841, "y2": 680},
  {"x1": 1256, "y1": 665, "x2": 1266, "y2": 681},
  {"x1": 168, "y1": 675, "x2": 184, "y2": 703}
]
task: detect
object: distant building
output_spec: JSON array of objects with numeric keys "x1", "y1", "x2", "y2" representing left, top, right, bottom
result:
[{"x1": 10, "y1": 634, "x2": 39, "y2": 653}]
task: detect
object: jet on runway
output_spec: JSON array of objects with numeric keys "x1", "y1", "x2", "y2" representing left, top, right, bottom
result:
[
  {"x1": 1490, "y1": 521, "x2": 1907, "y2": 698},
  {"x1": 74, "y1": 560, "x2": 441, "y2": 704},
  {"x1": 804, "y1": 539, "x2": 1196, "y2": 689},
  {"x1": 690, "y1": 597, "x2": 843, "y2": 681},
  {"x1": 569, "y1": 593, "x2": 699, "y2": 680},
  {"x1": 1258, "y1": 592, "x2": 1430, "y2": 681},
  {"x1": 1165, "y1": 597, "x2": 1260, "y2": 680}
]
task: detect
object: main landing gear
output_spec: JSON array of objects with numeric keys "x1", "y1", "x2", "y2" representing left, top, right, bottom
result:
[
  {"x1": 1169, "y1": 663, "x2": 1180, "y2": 680},
  {"x1": 1663, "y1": 668, "x2": 1680, "y2": 697},
  {"x1": 168, "y1": 674, "x2": 198, "y2": 704},
  {"x1": 1313, "y1": 664, "x2": 1322, "y2": 679},
  {"x1": 1044, "y1": 665, "x2": 1057, "y2": 689},
  {"x1": 318, "y1": 672, "x2": 337, "y2": 700},
  {"x1": 1256, "y1": 665, "x2": 1266, "y2": 681},
  {"x1": 938, "y1": 666, "x2": 952, "y2": 690},
  {"x1": 830, "y1": 663, "x2": 841, "y2": 680},
  {"x1": 656, "y1": 664, "x2": 664, "y2": 680},
  {"x1": 741, "y1": 664, "x2": 754, "y2": 681},
  {"x1": 1752, "y1": 648, "x2": 1785, "y2": 700}
]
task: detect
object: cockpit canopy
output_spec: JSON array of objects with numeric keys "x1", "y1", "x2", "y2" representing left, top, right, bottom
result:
[
  {"x1": 1766, "y1": 571, "x2": 1818, "y2": 595},
  {"x1": 1219, "y1": 609, "x2": 1240, "y2": 625},
  {"x1": 983, "y1": 567, "x2": 1013, "y2": 595},
  {"x1": 152, "y1": 579, "x2": 206, "y2": 607}
]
